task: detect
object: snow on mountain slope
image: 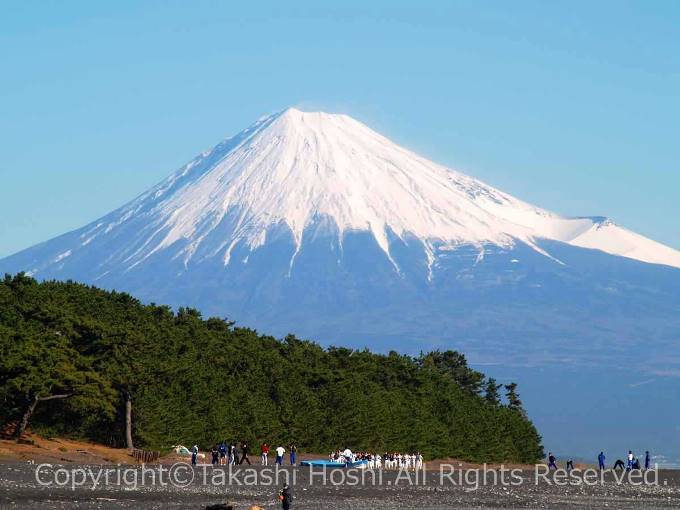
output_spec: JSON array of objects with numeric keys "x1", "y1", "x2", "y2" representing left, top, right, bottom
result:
[
  {"x1": 8, "y1": 107, "x2": 680, "y2": 274},
  {"x1": 565, "y1": 217, "x2": 680, "y2": 268}
]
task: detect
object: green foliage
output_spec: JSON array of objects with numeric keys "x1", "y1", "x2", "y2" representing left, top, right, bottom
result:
[
  {"x1": 0, "y1": 274, "x2": 116, "y2": 437},
  {"x1": 418, "y1": 350, "x2": 485, "y2": 395},
  {"x1": 504, "y1": 382, "x2": 526, "y2": 416},
  {"x1": 0, "y1": 273, "x2": 543, "y2": 463},
  {"x1": 484, "y1": 378, "x2": 502, "y2": 407}
]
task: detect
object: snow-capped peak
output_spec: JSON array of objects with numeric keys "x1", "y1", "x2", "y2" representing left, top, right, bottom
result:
[{"x1": 58, "y1": 107, "x2": 680, "y2": 272}]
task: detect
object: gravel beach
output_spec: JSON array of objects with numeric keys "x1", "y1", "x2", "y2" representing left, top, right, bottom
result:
[{"x1": 2, "y1": 461, "x2": 679, "y2": 509}]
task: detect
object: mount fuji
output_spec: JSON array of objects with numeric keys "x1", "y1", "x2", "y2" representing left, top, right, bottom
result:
[
  {"x1": 3, "y1": 108, "x2": 680, "y2": 353},
  {"x1": 4, "y1": 108, "x2": 680, "y2": 460},
  {"x1": 3, "y1": 108, "x2": 679, "y2": 363}
]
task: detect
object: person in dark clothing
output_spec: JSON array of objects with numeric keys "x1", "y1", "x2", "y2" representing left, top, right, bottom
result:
[
  {"x1": 566, "y1": 459, "x2": 574, "y2": 471},
  {"x1": 645, "y1": 451, "x2": 651, "y2": 470},
  {"x1": 633, "y1": 458, "x2": 641, "y2": 470},
  {"x1": 279, "y1": 483, "x2": 292, "y2": 510},
  {"x1": 219, "y1": 442, "x2": 227, "y2": 466},
  {"x1": 290, "y1": 444, "x2": 297, "y2": 466},
  {"x1": 547, "y1": 452, "x2": 558, "y2": 470},
  {"x1": 613, "y1": 459, "x2": 626, "y2": 470},
  {"x1": 211, "y1": 445, "x2": 219, "y2": 466},
  {"x1": 598, "y1": 452, "x2": 606, "y2": 470},
  {"x1": 239, "y1": 441, "x2": 251, "y2": 465}
]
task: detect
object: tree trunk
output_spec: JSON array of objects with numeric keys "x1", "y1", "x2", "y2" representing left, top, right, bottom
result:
[
  {"x1": 16, "y1": 397, "x2": 39, "y2": 439},
  {"x1": 125, "y1": 391, "x2": 133, "y2": 451},
  {"x1": 16, "y1": 393, "x2": 72, "y2": 439}
]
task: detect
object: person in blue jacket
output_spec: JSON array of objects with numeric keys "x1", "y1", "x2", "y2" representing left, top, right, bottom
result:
[
  {"x1": 598, "y1": 452, "x2": 606, "y2": 470},
  {"x1": 290, "y1": 444, "x2": 297, "y2": 466},
  {"x1": 645, "y1": 451, "x2": 651, "y2": 470},
  {"x1": 219, "y1": 441, "x2": 228, "y2": 466}
]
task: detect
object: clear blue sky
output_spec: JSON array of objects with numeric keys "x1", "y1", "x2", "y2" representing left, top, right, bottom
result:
[{"x1": 1, "y1": 0, "x2": 679, "y2": 257}]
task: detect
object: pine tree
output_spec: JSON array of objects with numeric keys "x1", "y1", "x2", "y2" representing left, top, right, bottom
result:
[
  {"x1": 484, "y1": 378, "x2": 501, "y2": 406},
  {"x1": 504, "y1": 382, "x2": 527, "y2": 417},
  {"x1": 0, "y1": 274, "x2": 544, "y2": 463}
]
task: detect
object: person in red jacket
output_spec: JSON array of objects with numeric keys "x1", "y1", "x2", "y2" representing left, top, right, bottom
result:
[{"x1": 261, "y1": 442, "x2": 270, "y2": 465}]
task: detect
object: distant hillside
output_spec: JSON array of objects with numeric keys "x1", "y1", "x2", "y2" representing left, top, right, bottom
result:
[{"x1": 0, "y1": 273, "x2": 542, "y2": 463}]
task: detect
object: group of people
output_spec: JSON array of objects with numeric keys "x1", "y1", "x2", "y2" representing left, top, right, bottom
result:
[
  {"x1": 329, "y1": 449, "x2": 424, "y2": 470},
  {"x1": 191, "y1": 441, "x2": 299, "y2": 467},
  {"x1": 608, "y1": 450, "x2": 652, "y2": 471},
  {"x1": 546, "y1": 450, "x2": 652, "y2": 471},
  {"x1": 202, "y1": 441, "x2": 250, "y2": 466},
  {"x1": 259, "y1": 443, "x2": 298, "y2": 466}
]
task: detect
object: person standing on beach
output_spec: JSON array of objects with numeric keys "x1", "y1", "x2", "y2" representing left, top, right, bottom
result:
[
  {"x1": 219, "y1": 441, "x2": 227, "y2": 466},
  {"x1": 627, "y1": 450, "x2": 634, "y2": 470},
  {"x1": 261, "y1": 442, "x2": 270, "y2": 465},
  {"x1": 191, "y1": 444, "x2": 199, "y2": 466},
  {"x1": 211, "y1": 445, "x2": 219, "y2": 466},
  {"x1": 547, "y1": 452, "x2": 557, "y2": 470},
  {"x1": 598, "y1": 451, "x2": 606, "y2": 470},
  {"x1": 290, "y1": 444, "x2": 297, "y2": 466},
  {"x1": 239, "y1": 441, "x2": 251, "y2": 465},
  {"x1": 230, "y1": 442, "x2": 238, "y2": 465},
  {"x1": 276, "y1": 445, "x2": 285, "y2": 465},
  {"x1": 645, "y1": 451, "x2": 651, "y2": 470},
  {"x1": 278, "y1": 483, "x2": 292, "y2": 510}
]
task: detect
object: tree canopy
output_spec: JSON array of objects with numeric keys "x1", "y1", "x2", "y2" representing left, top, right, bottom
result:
[{"x1": 0, "y1": 273, "x2": 543, "y2": 463}]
